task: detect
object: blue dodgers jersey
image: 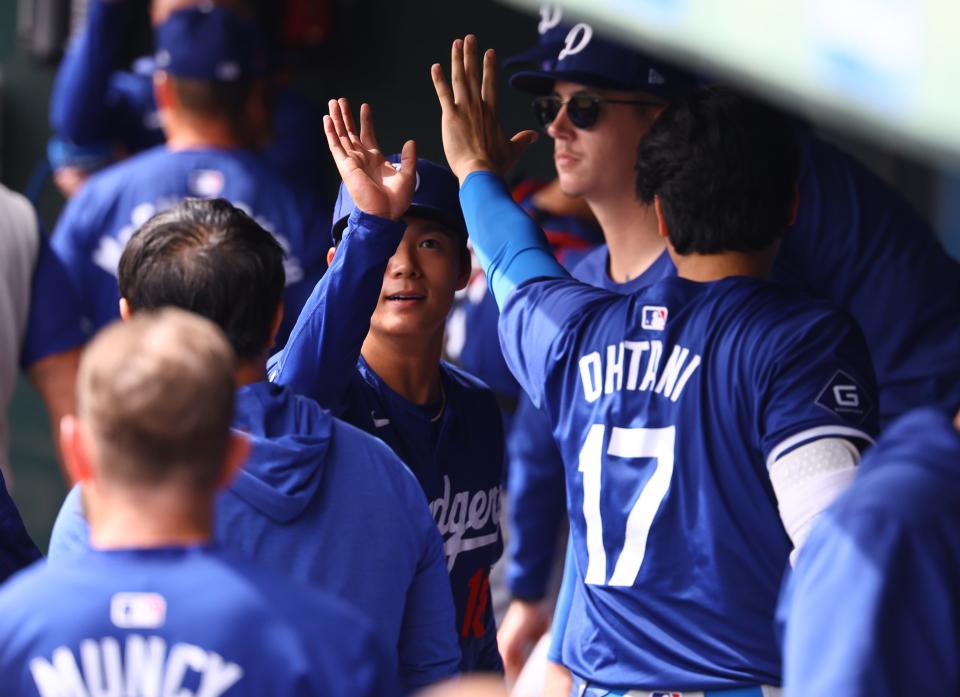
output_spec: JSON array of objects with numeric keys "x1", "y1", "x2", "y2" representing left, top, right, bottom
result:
[
  {"x1": 499, "y1": 275, "x2": 879, "y2": 689},
  {"x1": 504, "y1": 243, "x2": 677, "y2": 599},
  {"x1": 342, "y1": 358, "x2": 506, "y2": 672},
  {"x1": 269, "y1": 210, "x2": 505, "y2": 673},
  {"x1": 50, "y1": 146, "x2": 327, "y2": 346},
  {"x1": 20, "y1": 234, "x2": 87, "y2": 368},
  {"x1": 49, "y1": 381, "x2": 460, "y2": 693},
  {"x1": 778, "y1": 408, "x2": 960, "y2": 696},
  {"x1": 0, "y1": 546, "x2": 396, "y2": 696}
]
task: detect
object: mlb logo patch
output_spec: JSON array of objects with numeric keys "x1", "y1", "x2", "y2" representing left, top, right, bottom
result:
[
  {"x1": 641, "y1": 305, "x2": 668, "y2": 331},
  {"x1": 650, "y1": 692, "x2": 681, "y2": 697},
  {"x1": 111, "y1": 592, "x2": 167, "y2": 629},
  {"x1": 815, "y1": 370, "x2": 873, "y2": 424},
  {"x1": 188, "y1": 169, "x2": 225, "y2": 197}
]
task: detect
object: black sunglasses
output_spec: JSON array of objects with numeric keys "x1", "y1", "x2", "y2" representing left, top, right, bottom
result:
[{"x1": 532, "y1": 94, "x2": 664, "y2": 129}]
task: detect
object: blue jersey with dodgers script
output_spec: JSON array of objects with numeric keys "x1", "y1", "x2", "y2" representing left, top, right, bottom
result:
[
  {"x1": 50, "y1": 146, "x2": 327, "y2": 346},
  {"x1": 778, "y1": 407, "x2": 960, "y2": 696},
  {"x1": 269, "y1": 211, "x2": 505, "y2": 673},
  {"x1": 0, "y1": 546, "x2": 395, "y2": 696},
  {"x1": 48, "y1": 381, "x2": 460, "y2": 694},
  {"x1": 499, "y1": 275, "x2": 878, "y2": 689}
]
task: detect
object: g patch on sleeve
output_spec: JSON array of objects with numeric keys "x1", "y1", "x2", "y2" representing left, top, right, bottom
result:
[{"x1": 815, "y1": 370, "x2": 873, "y2": 425}]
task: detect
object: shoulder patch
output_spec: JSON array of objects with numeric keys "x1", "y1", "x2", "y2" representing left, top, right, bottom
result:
[{"x1": 815, "y1": 370, "x2": 873, "y2": 424}]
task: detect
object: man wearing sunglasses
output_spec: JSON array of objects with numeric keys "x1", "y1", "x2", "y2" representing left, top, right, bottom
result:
[{"x1": 497, "y1": 16, "x2": 960, "y2": 692}]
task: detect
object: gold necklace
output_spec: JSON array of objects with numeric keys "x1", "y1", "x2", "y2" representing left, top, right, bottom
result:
[{"x1": 430, "y1": 380, "x2": 447, "y2": 423}]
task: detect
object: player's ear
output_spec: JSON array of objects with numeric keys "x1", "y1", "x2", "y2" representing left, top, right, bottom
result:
[
  {"x1": 326, "y1": 246, "x2": 336, "y2": 267},
  {"x1": 118, "y1": 298, "x2": 133, "y2": 321},
  {"x1": 267, "y1": 302, "x2": 284, "y2": 351},
  {"x1": 153, "y1": 71, "x2": 174, "y2": 112},
  {"x1": 60, "y1": 415, "x2": 93, "y2": 484},
  {"x1": 653, "y1": 195, "x2": 670, "y2": 241},
  {"x1": 217, "y1": 432, "x2": 251, "y2": 490}
]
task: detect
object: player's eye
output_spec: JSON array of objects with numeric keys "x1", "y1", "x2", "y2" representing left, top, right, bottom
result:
[{"x1": 419, "y1": 237, "x2": 441, "y2": 249}]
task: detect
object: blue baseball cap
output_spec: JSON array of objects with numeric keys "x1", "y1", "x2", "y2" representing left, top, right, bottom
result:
[
  {"x1": 331, "y1": 156, "x2": 467, "y2": 244},
  {"x1": 510, "y1": 22, "x2": 697, "y2": 98},
  {"x1": 502, "y1": 5, "x2": 568, "y2": 69},
  {"x1": 154, "y1": 5, "x2": 265, "y2": 82}
]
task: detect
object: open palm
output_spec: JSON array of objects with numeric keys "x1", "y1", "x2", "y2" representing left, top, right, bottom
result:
[{"x1": 323, "y1": 98, "x2": 416, "y2": 220}]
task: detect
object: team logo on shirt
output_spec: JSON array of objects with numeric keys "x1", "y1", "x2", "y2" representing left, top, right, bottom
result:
[
  {"x1": 111, "y1": 593, "x2": 167, "y2": 629},
  {"x1": 815, "y1": 370, "x2": 873, "y2": 424},
  {"x1": 641, "y1": 305, "x2": 669, "y2": 331},
  {"x1": 430, "y1": 476, "x2": 501, "y2": 571},
  {"x1": 188, "y1": 169, "x2": 226, "y2": 197}
]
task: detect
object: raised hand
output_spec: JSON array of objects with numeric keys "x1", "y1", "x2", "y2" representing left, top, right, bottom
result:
[
  {"x1": 323, "y1": 98, "x2": 416, "y2": 220},
  {"x1": 431, "y1": 35, "x2": 538, "y2": 185}
]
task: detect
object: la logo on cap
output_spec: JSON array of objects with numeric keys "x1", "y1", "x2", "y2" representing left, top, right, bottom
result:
[
  {"x1": 558, "y1": 23, "x2": 593, "y2": 61},
  {"x1": 538, "y1": 5, "x2": 563, "y2": 34}
]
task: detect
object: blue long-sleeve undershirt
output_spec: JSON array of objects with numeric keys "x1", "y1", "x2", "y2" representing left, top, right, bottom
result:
[{"x1": 459, "y1": 171, "x2": 567, "y2": 307}]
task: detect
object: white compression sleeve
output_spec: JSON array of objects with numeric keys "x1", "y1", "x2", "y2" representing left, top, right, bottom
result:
[{"x1": 769, "y1": 438, "x2": 860, "y2": 559}]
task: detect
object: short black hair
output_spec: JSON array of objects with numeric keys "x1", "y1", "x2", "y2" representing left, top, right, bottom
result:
[
  {"x1": 635, "y1": 85, "x2": 800, "y2": 255},
  {"x1": 118, "y1": 198, "x2": 285, "y2": 359}
]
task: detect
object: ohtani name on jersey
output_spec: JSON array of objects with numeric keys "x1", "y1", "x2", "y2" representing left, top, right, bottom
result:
[
  {"x1": 30, "y1": 635, "x2": 242, "y2": 697},
  {"x1": 578, "y1": 339, "x2": 702, "y2": 404},
  {"x1": 430, "y1": 475, "x2": 502, "y2": 571}
]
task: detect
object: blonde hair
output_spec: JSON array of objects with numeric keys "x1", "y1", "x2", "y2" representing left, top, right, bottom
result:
[{"x1": 78, "y1": 308, "x2": 237, "y2": 490}]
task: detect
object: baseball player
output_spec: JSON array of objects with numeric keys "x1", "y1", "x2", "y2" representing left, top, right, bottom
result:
[
  {"x1": 50, "y1": 5, "x2": 327, "y2": 347},
  {"x1": 268, "y1": 101, "x2": 505, "y2": 673},
  {"x1": 497, "y1": 17, "x2": 960, "y2": 684},
  {"x1": 777, "y1": 406, "x2": 960, "y2": 695},
  {"x1": 48, "y1": 198, "x2": 460, "y2": 693},
  {"x1": 433, "y1": 36, "x2": 879, "y2": 692},
  {"x1": 0, "y1": 309, "x2": 396, "y2": 696},
  {"x1": 48, "y1": 0, "x2": 326, "y2": 199}
]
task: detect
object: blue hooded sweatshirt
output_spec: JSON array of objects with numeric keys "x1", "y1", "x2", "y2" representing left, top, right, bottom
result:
[{"x1": 48, "y1": 381, "x2": 460, "y2": 693}]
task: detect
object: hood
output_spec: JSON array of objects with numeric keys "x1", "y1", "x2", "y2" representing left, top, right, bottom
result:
[
  {"x1": 864, "y1": 407, "x2": 960, "y2": 478},
  {"x1": 228, "y1": 382, "x2": 333, "y2": 523}
]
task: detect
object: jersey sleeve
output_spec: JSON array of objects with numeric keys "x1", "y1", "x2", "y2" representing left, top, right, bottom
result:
[
  {"x1": 459, "y1": 171, "x2": 566, "y2": 307},
  {"x1": 498, "y1": 277, "x2": 618, "y2": 410},
  {"x1": 780, "y1": 507, "x2": 959, "y2": 695},
  {"x1": 47, "y1": 485, "x2": 91, "y2": 562},
  {"x1": 397, "y1": 500, "x2": 462, "y2": 691},
  {"x1": 268, "y1": 210, "x2": 405, "y2": 411},
  {"x1": 49, "y1": 0, "x2": 134, "y2": 146},
  {"x1": 20, "y1": 234, "x2": 87, "y2": 368},
  {"x1": 758, "y1": 309, "x2": 879, "y2": 465},
  {"x1": 506, "y1": 394, "x2": 566, "y2": 600},
  {"x1": 50, "y1": 184, "x2": 103, "y2": 330}
]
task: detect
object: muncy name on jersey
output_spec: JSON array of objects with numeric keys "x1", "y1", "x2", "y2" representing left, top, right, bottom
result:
[{"x1": 30, "y1": 635, "x2": 242, "y2": 697}]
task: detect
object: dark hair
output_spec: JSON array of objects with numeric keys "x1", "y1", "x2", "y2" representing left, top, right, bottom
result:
[
  {"x1": 118, "y1": 198, "x2": 285, "y2": 359},
  {"x1": 635, "y1": 85, "x2": 800, "y2": 255}
]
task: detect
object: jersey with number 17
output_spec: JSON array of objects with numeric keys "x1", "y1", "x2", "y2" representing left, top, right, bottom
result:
[{"x1": 499, "y1": 274, "x2": 879, "y2": 689}]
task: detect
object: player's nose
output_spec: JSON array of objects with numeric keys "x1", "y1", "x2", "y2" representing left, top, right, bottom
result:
[
  {"x1": 387, "y1": 242, "x2": 421, "y2": 277},
  {"x1": 547, "y1": 103, "x2": 574, "y2": 140}
]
